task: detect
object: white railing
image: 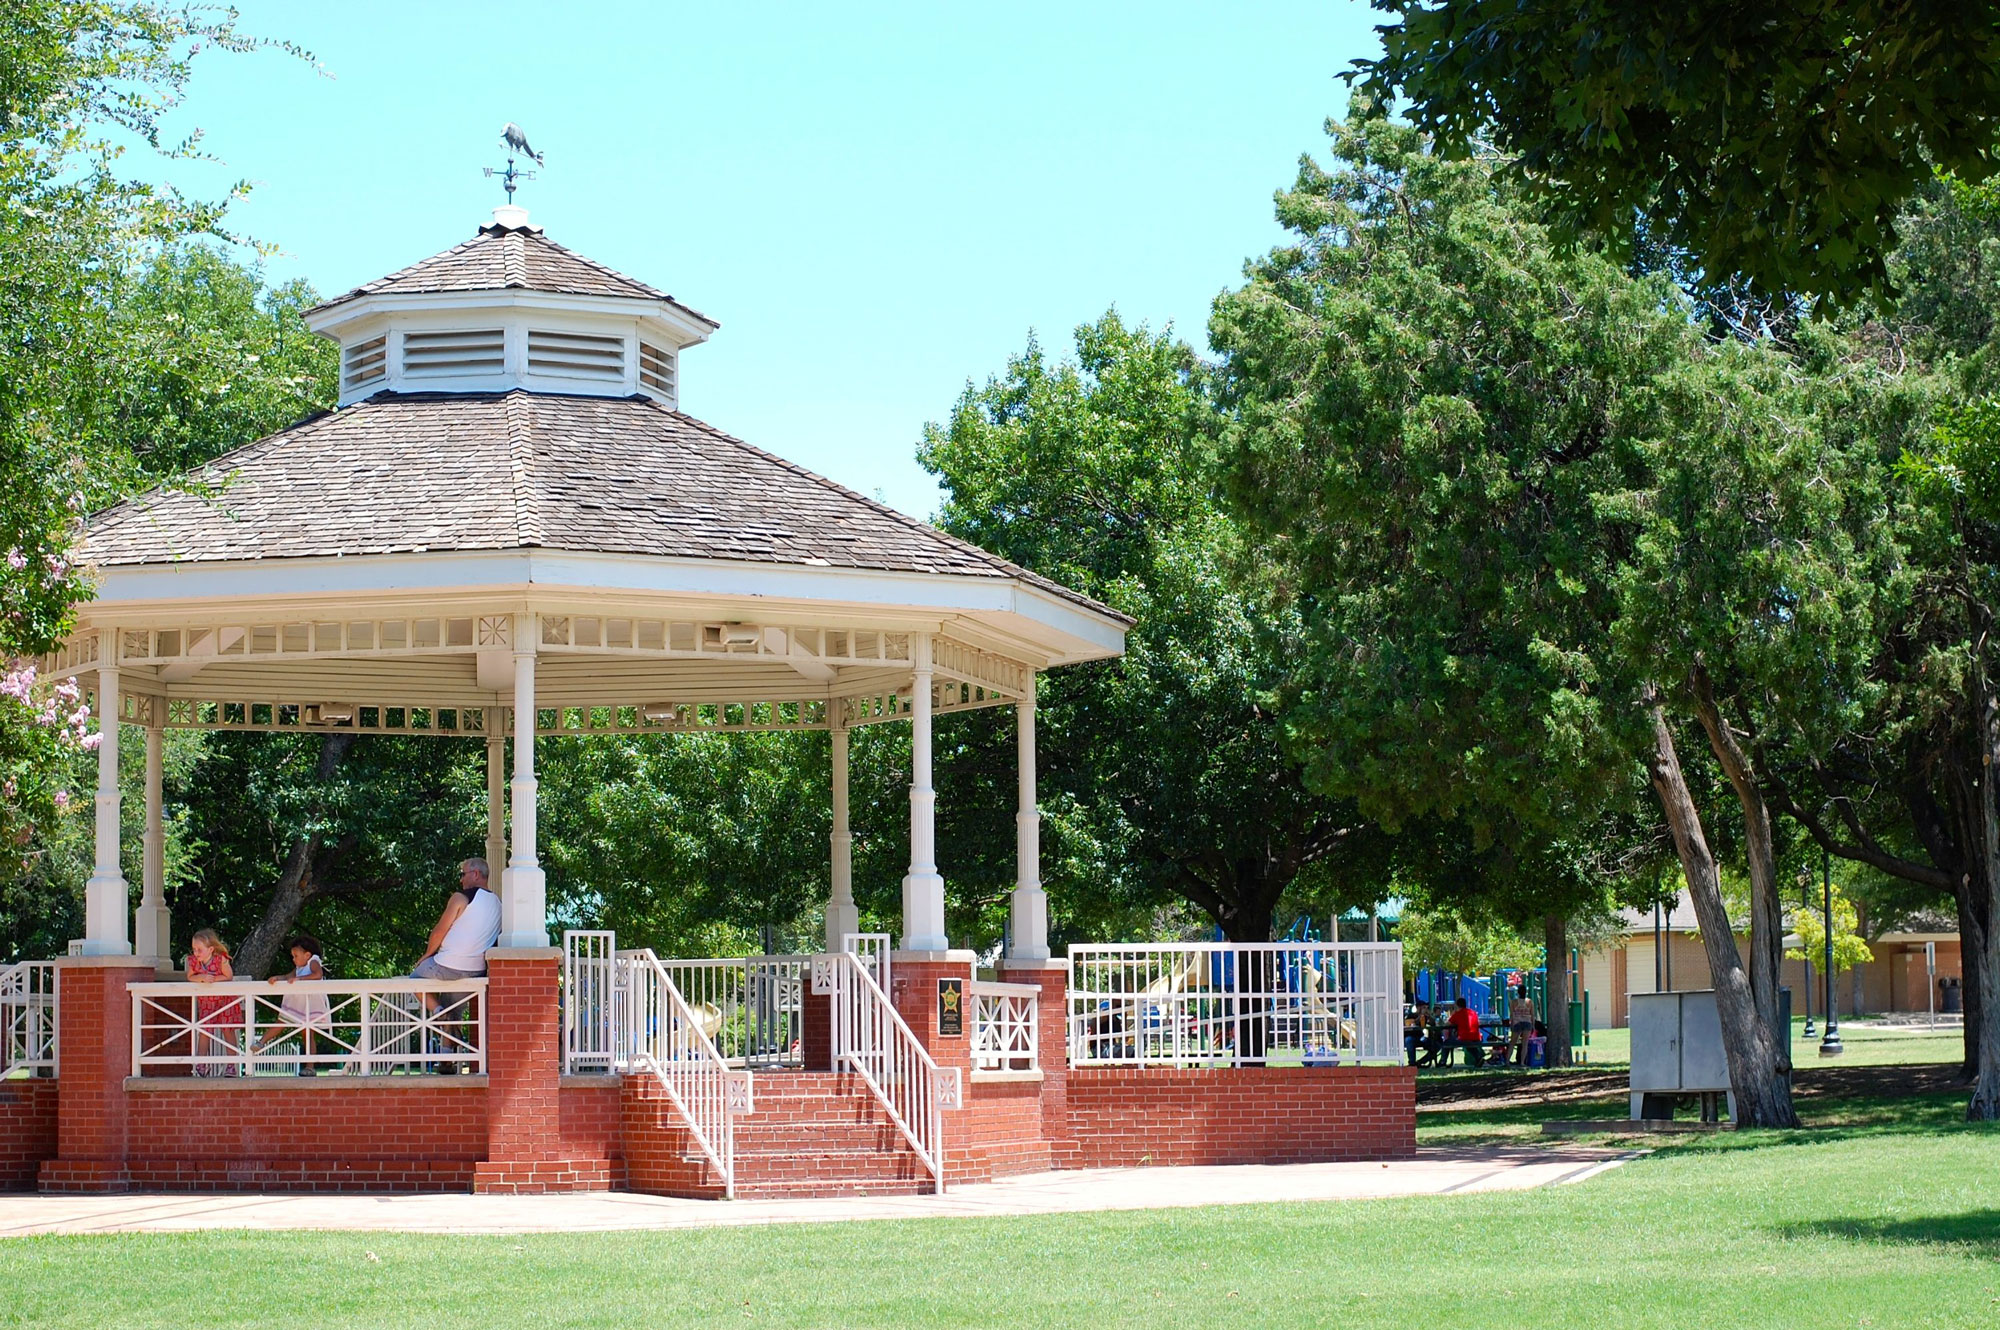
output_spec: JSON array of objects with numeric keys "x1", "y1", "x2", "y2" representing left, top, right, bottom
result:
[
  {"x1": 618, "y1": 948, "x2": 749, "y2": 1199},
  {"x1": 1, "y1": 961, "x2": 57, "y2": 1077},
  {"x1": 658, "y1": 955, "x2": 807, "y2": 1069},
  {"x1": 1068, "y1": 942, "x2": 1403, "y2": 1068},
  {"x1": 970, "y1": 980, "x2": 1039, "y2": 1073},
  {"x1": 130, "y1": 979, "x2": 486, "y2": 1077},
  {"x1": 841, "y1": 932, "x2": 892, "y2": 993},
  {"x1": 829, "y1": 949, "x2": 957, "y2": 1191},
  {"x1": 564, "y1": 929, "x2": 618, "y2": 1074}
]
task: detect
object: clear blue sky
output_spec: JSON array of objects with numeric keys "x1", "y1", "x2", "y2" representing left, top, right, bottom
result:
[{"x1": 167, "y1": 2, "x2": 1380, "y2": 518}]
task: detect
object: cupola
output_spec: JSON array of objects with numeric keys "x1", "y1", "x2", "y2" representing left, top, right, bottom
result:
[{"x1": 303, "y1": 206, "x2": 717, "y2": 408}]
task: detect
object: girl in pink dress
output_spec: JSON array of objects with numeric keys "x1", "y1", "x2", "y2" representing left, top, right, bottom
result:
[{"x1": 186, "y1": 929, "x2": 242, "y2": 1076}]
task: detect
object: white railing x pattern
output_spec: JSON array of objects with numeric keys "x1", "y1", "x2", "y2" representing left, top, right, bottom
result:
[
  {"x1": 1, "y1": 961, "x2": 57, "y2": 1077},
  {"x1": 618, "y1": 948, "x2": 750, "y2": 1199},
  {"x1": 829, "y1": 950, "x2": 956, "y2": 1191},
  {"x1": 130, "y1": 979, "x2": 486, "y2": 1076},
  {"x1": 969, "y1": 980, "x2": 1039, "y2": 1073},
  {"x1": 1068, "y1": 942, "x2": 1402, "y2": 1068}
]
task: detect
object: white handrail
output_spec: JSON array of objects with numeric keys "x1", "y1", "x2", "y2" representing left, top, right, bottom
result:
[
  {"x1": 1, "y1": 961, "x2": 57, "y2": 1078},
  {"x1": 1068, "y1": 942, "x2": 1404, "y2": 1068},
  {"x1": 619, "y1": 948, "x2": 748, "y2": 1199},
  {"x1": 830, "y1": 951, "x2": 956, "y2": 1191},
  {"x1": 129, "y1": 978, "x2": 487, "y2": 1077}
]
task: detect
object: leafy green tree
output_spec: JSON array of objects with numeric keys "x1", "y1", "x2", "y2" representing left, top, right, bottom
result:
[
  {"x1": 0, "y1": 5, "x2": 314, "y2": 959},
  {"x1": 1786, "y1": 880, "x2": 1875, "y2": 978},
  {"x1": 920, "y1": 313, "x2": 1392, "y2": 942},
  {"x1": 1394, "y1": 899, "x2": 1541, "y2": 978},
  {"x1": 1355, "y1": 1, "x2": 2000, "y2": 305},
  {"x1": 1211, "y1": 115, "x2": 1806, "y2": 1122}
]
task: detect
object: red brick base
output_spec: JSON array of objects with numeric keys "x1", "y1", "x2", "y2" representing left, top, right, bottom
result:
[
  {"x1": 1065, "y1": 1065, "x2": 1417, "y2": 1165},
  {"x1": 0, "y1": 1079, "x2": 57, "y2": 1192},
  {"x1": 27, "y1": 954, "x2": 1416, "y2": 1195}
]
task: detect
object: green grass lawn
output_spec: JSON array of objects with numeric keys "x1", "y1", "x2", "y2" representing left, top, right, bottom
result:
[{"x1": 2, "y1": 1027, "x2": 1989, "y2": 1330}]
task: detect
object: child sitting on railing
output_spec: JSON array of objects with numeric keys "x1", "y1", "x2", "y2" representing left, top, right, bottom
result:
[
  {"x1": 186, "y1": 929, "x2": 241, "y2": 1077},
  {"x1": 261, "y1": 935, "x2": 330, "y2": 1075}
]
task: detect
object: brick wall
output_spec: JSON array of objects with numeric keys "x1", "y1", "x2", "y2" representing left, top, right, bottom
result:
[
  {"x1": 40, "y1": 960, "x2": 152, "y2": 1192},
  {"x1": 1066, "y1": 1065, "x2": 1417, "y2": 1166},
  {"x1": 953, "y1": 1077, "x2": 1050, "y2": 1182},
  {"x1": 620, "y1": 1073, "x2": 724, "y2": 1198},
  {"x1": 0, "y1": 1079, "x2": 57, "y2": 1191},
  {"x1": 558, "y1": 1078, "x2": 623, "y2": 1168},
  {"x1": 120, "y1": 1081, "x2": 488, "y2": 1191},
  {"x1": 474, "y1": 951, "x2": 613, "y2": 1193}
]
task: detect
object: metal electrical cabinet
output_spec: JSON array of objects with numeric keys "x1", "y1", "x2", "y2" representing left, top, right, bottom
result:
[{"x1": 1629, "y1": 990, "x2": 1734, "y2": 1121}]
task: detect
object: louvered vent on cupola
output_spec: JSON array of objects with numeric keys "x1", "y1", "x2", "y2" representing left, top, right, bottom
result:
[
  {"x1": 639, "y1": 342, "x2": 677, "y2": 399},
  {"x1": 528, "y1": 330, "x2": 626, "y2": 383},
  {"x1": 401, "y1": 329, "x2": 505, "y2": 378},
  {"x1": 342, "y1": 335, "x2": 387, "y2": 391}
]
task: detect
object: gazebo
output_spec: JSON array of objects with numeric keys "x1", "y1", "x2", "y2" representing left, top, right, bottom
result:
[{"x1": 4, "y1": 205, "x2": 1411, "y2": 1198}]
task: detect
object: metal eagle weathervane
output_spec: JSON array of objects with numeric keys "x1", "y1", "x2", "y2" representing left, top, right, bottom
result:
[{"x1": 484, "y1": 122, "x2": 544, "y2": 203}]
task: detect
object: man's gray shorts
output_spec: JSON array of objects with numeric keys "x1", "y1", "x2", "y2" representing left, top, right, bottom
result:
[{"x1": 411, "y1": 956, "x2": 484, "y2": 980}]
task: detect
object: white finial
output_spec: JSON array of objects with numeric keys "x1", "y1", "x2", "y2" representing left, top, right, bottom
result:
[{"x1": 491, "y1": 203, "x2": 532, "y2": 231}]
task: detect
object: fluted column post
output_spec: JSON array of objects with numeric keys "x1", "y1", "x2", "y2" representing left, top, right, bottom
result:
[
  {"x1": 484, "y1": 710, "x2": 507, "y2": 884},
  {"x1": 1006, "y1": 691, "x2": 1049, "y2": 961},
  {"x1": 825, "y1": 720, "x2": 859, "y2": 950},
  {"x1": 82, "y1": 633, "x2": 131, "y2": 955},
  {"x1": 901, "y1": 634, "x2": 947, "y2": 952},
  {"x1": 498, "y1": 614, "x2": 548, "y2": 948},
  {"x1": 133, "y1": 724, "x2": 171, "y2": 962}
]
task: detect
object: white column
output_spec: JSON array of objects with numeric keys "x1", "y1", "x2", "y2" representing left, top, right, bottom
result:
[
  {"x1": 1006, "y1": 693, "x2": 1049, "y2": 961},
  {"x1": 825, "y1": 722, "x2": 859, "y2": 950},
  {"x1": 901, "y1": 634, "x2": 947, "y2": 952},
  {"x1": 498, "y1": 614, "x2": 548, "y2": 948},
  {"x1": 134, "y1": 724, "x2": 171, "y2": 961},
  {"x1": 484, "y1": 710, "x2": 506, "y2": 884},
  {"x1": 82, "y1": 637, "x2": 131, "y2": 955}
]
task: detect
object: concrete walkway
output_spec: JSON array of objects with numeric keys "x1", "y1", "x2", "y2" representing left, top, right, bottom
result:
[{"x1": 0, "y1": 1147, "x2": 1632, "y2": 1237}]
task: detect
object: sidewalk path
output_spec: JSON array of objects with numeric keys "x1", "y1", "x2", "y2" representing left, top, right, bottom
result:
[{"x1": 0, "y1": 1147, "x2": 1632, "y2": 1238}]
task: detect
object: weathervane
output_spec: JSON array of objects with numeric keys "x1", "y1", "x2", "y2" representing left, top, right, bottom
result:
[{"x1": 483, "y1": 122, "x2": 544, "y2": 203}]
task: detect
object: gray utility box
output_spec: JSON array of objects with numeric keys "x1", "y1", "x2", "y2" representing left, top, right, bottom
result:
[{"x1": 1630, "y1": 990, "x2": 1734, "y2": 1122}]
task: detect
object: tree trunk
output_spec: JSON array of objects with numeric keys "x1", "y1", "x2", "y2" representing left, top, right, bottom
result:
[
  {"x1": 1644, "y1": 690, "x2": 1799, "y2": 1127},
  {"x1": 1691, "y1": 668, "x2": 1791, "y2": 1077},
  {"x1": 1970, "y1": 671, "x2": 2000, "y2": 1119},
  {"x1": 235, "y1": 733, "x2": 355, "y2": 978},
  {"x1": 1957, "y1": 887, "x2": 1986, "y2": 1083},
  {"x1": 1543, "y1": 912, "x2": 1572, "y2": 1068}
]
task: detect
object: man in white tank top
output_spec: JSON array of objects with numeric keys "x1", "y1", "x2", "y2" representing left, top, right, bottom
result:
[{"x1": 413, "y1": 858, "x2": 501, "y2": 980}]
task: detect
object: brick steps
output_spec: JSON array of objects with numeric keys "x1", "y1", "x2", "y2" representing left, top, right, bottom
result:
[{"x1": 624, "y1": 1069, "x2": 937, "y2": 1197}]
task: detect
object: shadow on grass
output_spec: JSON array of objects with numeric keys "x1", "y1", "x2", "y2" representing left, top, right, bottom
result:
[
  {"x1": 1419, "y1": 1081, "x2": 1999, "y2": 1152},
  {"x1": 1781, "y1": 1209, "x2": 2000, "y2": 1254}
]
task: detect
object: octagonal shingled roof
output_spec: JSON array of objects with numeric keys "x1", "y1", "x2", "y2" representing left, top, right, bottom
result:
[
  {"x1": 306, "y1": 223, "x2": 719, "y2": 329},
  {"x1": 76, "y1": 391, "x2": 1129, "y2": 624}
]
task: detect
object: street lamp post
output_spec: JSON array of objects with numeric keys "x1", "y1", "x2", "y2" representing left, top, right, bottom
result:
[
  {"x1": 1819, "y1": 846, "x2": 1844, "y2": 1057},
  {"x1": 1800, "y1": 875, "x2": 1816, "y2": 1038}
]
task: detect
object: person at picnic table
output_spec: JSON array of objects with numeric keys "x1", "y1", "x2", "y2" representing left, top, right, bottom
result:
[
  {"x1": 1508, "y1": 984, "x2": 1537, "y2": 1067},
  {"x1": 1447, "y1": 996, "x2": 1482, "y2": 1067},
  {"x1": 1406, "y1": 1000, "x2": 1439, "y2": 1066},
  {"x1": 185, "y1": 928, "x2": 241, "y2": 1077}
]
